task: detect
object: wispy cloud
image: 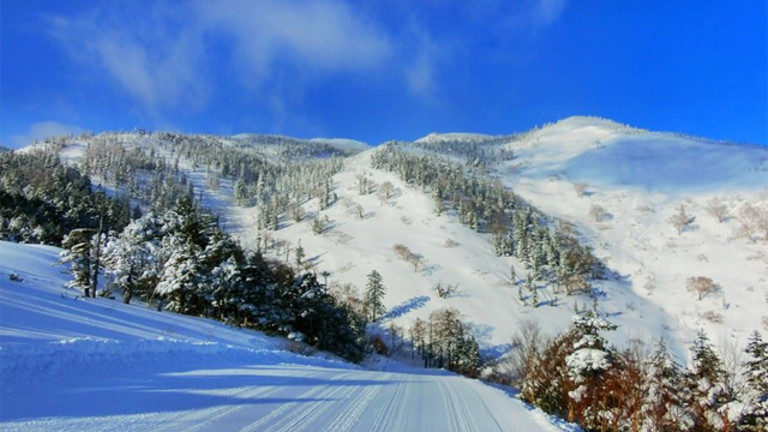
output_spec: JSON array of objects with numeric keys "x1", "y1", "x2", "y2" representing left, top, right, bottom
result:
[
  {"x1": 47, "y1": 1, "x2": 394, "y2": 117},
  {"x1": 195, "y1": 0, "x2": 393, "y2": 87},
  {"x1": 48, "y1": 7, "x2": 209, "y2": 115},
  {"x1": 10, "y1": 121, "x2": 84, "y2": 148},
  {"x1": 532, "y1": 0, "x2": 569, "y2": 26},
  {"x1": 42, "y1": 0, "x2": 566, "y2": 127}
]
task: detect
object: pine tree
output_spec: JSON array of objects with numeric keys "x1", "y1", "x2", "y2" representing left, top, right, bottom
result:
[
  {"x1": 685, "y1": 330, "x2": 730, "y2": 431},
  {"x1": 564, "y1": 310, "x2": 618, "y2": 429},
  {"x1": 295, "y1": 240, "x2": 305, "y2": 268},
  {"x1": 60, "y1": 228, "x2": 99, "y2": 298},
  {"x1": 642, "y1": 339, "x2": 689, "y2": 431},
  {"x1": 104, "y1": 212, "x2": 163, "y2": 304},
  {"x1": 156, "y1": 232, "x2": 202, "y2": 314},
  {"x1": 364, "y1": 270, "x2": 386, "y2": 322},
  {"x1": 740, "y1": 331, "x2": 768, "y2": 431}
]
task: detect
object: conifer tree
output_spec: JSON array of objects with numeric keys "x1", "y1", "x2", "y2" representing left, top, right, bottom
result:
[
  {"x1": 740, "y1": 331, "x2": 768, "y2": 431},
  {"x1": 60, "y1": 228, "x2": 97, "y2": 298},
  {"x1": 364, "y1": 270, "x2": 386, "y2": 322},
  {"x1": 685, "y1": 330, "x2": 730, "y2": 431}
]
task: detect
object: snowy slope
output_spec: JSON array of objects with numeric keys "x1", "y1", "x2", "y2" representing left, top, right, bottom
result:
[
  {"x1": 496, "y1": 116, "x2": 768, "y2": 353},
  {"x1": 0, "y1": 241, "x2": 572, "y2": 431},
  {"x1": 233, "y1": 150, "x2": 686, "y2": 359},
  {"x1": 21, "y1": 116, "x2": 768, "y2": 364}
]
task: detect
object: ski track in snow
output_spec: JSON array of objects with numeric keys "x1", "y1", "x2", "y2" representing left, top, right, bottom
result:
[
  {"x1": 0, "y1": 240, "x2": 569, "y2": 432},
  {"x1": 1, "y1": 359, "x2": 562, "y2": 432}
]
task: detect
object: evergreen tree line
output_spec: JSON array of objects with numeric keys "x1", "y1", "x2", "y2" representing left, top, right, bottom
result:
[
  {"x1": 411, "y1": 134, "x2": 518, "y2": 170},
  {"x1": 509, "y1": 311, "x2": 767, "y2": 432},
  {"x1": 89, "y1": 195, "x2": 364, "y2": 361},
  {"x1": 410, "y1": 308, "x2": 481, "y2": 377},
  {"x1": 0, "y1": 150, "x2": 131, "y2": 245},
  {"x1": 371, "y1": 145, "x2": 602, "y2": 293},
  {"x1": 45, "y1": 131, "x2": 347, "y2": 218},
  {"x1": 53, "y1": 194, "x2": 362, "y2": 360},
  {"x1": 330, "y1": 272, "x2": 482, "y2": 376}
]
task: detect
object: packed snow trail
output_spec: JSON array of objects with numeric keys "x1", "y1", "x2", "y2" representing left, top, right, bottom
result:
[
  {"x1": 1, "y1": 362, "x2": 563, "y2": 431},
  {"x1": 0, "y1": 241, "x2": 571, "y2": 432}
]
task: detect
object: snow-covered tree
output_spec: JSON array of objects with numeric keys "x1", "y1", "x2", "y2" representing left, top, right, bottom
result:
[
  {"x1": 104, "y1": 212, "x2": 163, "y2": 304},
  {"x1": 364, "y1": 270, "x2": 386, "y2": 322},
  {"x1": 60, "y1": 228, "x2": 102, "y2": 298},
  {"x1": 684, "y1": 330, "x2": 731, "y2": 431},
  {"x1": 641, "y1": 339, "x2": 690, "y2": 431},
  {"x1": 156, "y1": 232, "x2": 203, "y2": 314},
  {"x1": 564, "y1": 310, "x2": 617, "y2": 429},
  {"x1": 739, "y1": 331, "x2": 768, "y2": 431}
]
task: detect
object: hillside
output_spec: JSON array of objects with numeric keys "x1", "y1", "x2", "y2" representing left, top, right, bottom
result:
[
  {"x1": 0, "y1": 240, "x2": 570, "y2": 431},
  {"x1": 16, "y1": 116, "x2": 768, "y2": 361}
]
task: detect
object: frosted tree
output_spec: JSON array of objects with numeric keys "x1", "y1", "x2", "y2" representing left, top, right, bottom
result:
[
  {"x1": 641, "y1": 338, "x2": 690, "y2": 431},
  {"x1": 60, "y1": 228, "x2": 98, "y2": 298},
  {"x1": 104, "y1": 212, "x2": 163, "y2": 304},
  {"x1": 564, "y1": 310, "x2": 617, "y2": 429},
  {"x1": 156, "y1": 232, "x2": 202, "y2": 314},
  {"x1": 739, "y1": 331, "x2": 768, "y2": 431},
  {"x1": 684, "y1": 330, "x2": 730, "y2": 431},
  {"x1": 364, "y1": 270, "x2": 386, "y2": 322}
]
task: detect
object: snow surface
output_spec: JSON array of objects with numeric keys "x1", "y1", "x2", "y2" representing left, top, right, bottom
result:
[
  {"x1": 0, "y1": 241, "x2": 573, "y2": 431},
  {"x1": 233, "y1": 116, "x2": 768, "y2": 364},
  {"x1": 16, "y1": 114, "x2": 768, "y2": 384},
  {"x1": 498, "y1": 117, "x2": 768, "y2": 355},
  {"x1": 415, "y1": 132, "x2": 496, "y2": 144}
]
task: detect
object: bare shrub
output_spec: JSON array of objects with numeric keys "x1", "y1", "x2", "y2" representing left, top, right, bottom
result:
[
  {"x1": 589, "y1": 204, "x2": 610, "y2": 222},
  {"x1": 284, "y1": 340, "x2": 317, "y2": 357},
  {"x1": 507, "y1": 319, "x2": 549, "y2": 385},
  {"x1": 687, "y1": 276, "x2": 718, "y2": 301},
  {"x1": 444, "y1": 238, "x2": 460, "y2": 248},
  {"x1": 393, "y1": 244, "x2": 422, "y2": 271},
  {"x1": 287, "y1": 203, "x2": 306, "y2": 222},
  {"x1": 379, "y1": 181, "x2": 395, "y2": 204},
  {"x1": 701, "y1": 310, "x2": 723, "y2": 323},
  {"x1": 669, "y1": 205, "x2": 694, "y2": 235},
  {"x1": 574, "y1": 182, "x2": 588, "y2": 197},
  {"x1": 705, "y1": 196, "x2": 729, "y2": 223},
  {"x1": 328, "y1": 282, "x2": 364, "y2": 316},
  {"x1": 737, "y1": 203, "x2": 768, "y2": 243},
  {"x1": 434, "y1": 281, "x2": 459, "y2": 299}
]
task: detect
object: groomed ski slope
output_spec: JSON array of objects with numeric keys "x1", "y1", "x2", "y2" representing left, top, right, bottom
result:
[{"x1": 0, "y1": 241, "x2": 574, "y2": 432}]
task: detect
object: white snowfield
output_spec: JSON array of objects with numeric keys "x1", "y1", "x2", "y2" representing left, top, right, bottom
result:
[
  {"x1": 42, "y1": 116, "x2": 768, "y2": 362},
  {"x1": 0, "y1": 241, "x2": 571, "y2": 432}
]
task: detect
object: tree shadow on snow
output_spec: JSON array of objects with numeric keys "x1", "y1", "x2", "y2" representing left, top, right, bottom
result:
[
  {"x1": 0, "y1": 367, "x2": 397, "y2": 421},
  {"x1": 382, "y1": 296, "x2": 430, "y2": 321}
]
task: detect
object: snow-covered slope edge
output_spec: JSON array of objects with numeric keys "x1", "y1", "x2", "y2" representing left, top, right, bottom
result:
[
  {"x1": 494, "y1": 116, "x2": 768, "y2": 353},
  {"x1": 0, "y1": 241, "x2": 576, "y2": 432}
]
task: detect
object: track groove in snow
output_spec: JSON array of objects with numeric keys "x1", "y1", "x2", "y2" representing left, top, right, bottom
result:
[{"x1": 1, "y1": 241, "x2": 570, "y2": 431}]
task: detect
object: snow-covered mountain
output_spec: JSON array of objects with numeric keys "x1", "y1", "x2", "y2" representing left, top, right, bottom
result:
[
  {"x1": 16, "y1": 116, "x2": 768, "y2": 361},
  {"x1": 5, "y1": 116, "x2": 767, "y2": 429},
  {"x1": 0, "y1": 240, "x2": 569, "y2": 431}
]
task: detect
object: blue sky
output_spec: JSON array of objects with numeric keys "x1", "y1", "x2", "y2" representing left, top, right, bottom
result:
[{"x1": 2, "y1": 1, "x2": 766, "y2": 148}]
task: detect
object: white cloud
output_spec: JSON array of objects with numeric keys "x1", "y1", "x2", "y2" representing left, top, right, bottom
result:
[
  {"x1": 10, "y1": 121, "x2": 85, "y2": 148},
  {"x1": 405, "y1": 54, "x2": 435, "y2": 98},
  {"x1": 49, "y1": 10, "x2": 209, "y2": 114},
  {"x1": 534, "y1": 0, "x2": 568, "y2": 26},
  {"x1": 47, "y1": 1, "x2": 394, "y2": 115},
  {"x1": 193, "y1": 0, "x2": 393, "y2": 87}
]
